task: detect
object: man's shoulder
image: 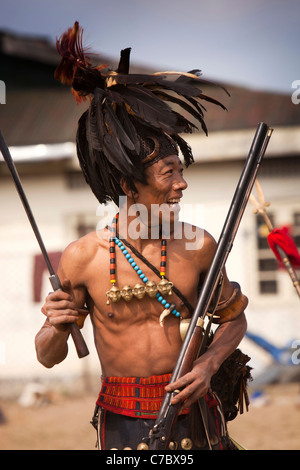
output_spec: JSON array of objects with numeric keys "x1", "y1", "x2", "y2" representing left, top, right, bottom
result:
[
  {"x1": 176, "y1": 222, "x2": 216, "y2": 252},
  {"x1": 61, "y1": 229, "x2": 108, "y2": 264}
]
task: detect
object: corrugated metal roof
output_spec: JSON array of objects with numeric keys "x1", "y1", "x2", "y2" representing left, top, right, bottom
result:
[
  {"x1": 1, "y1": 83, "x2": 298, "y2": 148},
  {"x1": 0, "y1": 88, "x2": 88, "y2": 146}
]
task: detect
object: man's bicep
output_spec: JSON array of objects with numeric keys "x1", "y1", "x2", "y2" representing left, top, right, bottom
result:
[{"x1": 56, "y1": 243, "x2": 88, "y2": 308}]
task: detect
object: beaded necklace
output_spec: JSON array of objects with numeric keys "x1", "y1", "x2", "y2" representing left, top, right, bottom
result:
[{"x1": 106, "y1": 213, "x2": 181, "y2": 325}]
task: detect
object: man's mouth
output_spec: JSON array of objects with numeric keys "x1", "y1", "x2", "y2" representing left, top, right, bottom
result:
[
  {"x1": 166, "y1": 198, "x2": 181, "y2": 211},
  {"x1": 167, "y1": 198, "x2": 180, "y2": 206}
]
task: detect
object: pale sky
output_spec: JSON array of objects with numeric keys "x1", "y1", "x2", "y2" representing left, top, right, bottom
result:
[{"x1": 0, "y1": 0, "x2": 299, "y2": 93}]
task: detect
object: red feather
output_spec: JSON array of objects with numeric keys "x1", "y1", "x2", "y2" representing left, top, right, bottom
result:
[
  {"x1": 54, "y1": 21, "x2": 92, "y2": 103},
  {"x1": 267, "y1": 226, "x2": 300, "y2": 268}
]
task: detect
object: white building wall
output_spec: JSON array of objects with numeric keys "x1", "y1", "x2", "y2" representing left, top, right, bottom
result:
[
  {"x1": 0, "y1": 138, "x2": 299, "y2": 387},
  {"x1": 183, "y1": 159, "x2": 300, "y2": 376},
  {"x1": 0, "y1": 170, "x2": 101, "y2": 388}
]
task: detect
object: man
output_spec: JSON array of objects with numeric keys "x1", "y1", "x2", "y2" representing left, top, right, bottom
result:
[{"x1": 35, "y1": 22, "x2": 249, "y2": 450}]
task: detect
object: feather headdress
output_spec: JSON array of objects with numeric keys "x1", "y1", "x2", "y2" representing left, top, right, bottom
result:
[{"x1": 55, "y1": 22, "x2": 228, "y2": 205}]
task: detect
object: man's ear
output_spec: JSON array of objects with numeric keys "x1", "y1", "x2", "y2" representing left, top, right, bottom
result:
[{"x1": 120, "y1": 177, "x2": 138, "y2": 200}]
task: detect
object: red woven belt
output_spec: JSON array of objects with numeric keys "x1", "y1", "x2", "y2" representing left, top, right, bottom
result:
[{"x1": 96, "y1": 373, "x2": 190, "y2": 419}]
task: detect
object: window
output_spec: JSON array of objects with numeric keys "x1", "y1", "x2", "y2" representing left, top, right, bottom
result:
[{"x1": 256, "y1": 212, "x2": 278, "y2": 294}]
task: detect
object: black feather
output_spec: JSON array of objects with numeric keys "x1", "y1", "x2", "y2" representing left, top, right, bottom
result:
[
  {"x1": 117, "y1": 48, "x2": 131, "y2": 74},
  {"x1": 104, "y1": 102, "x2": 136, "y2": 152},
  {"x1": 171, "y1": 133, "x2": 194, "y2": 167},
  {"x1": 120, "y1": 85, "x2": 180, "y2": 132},
  {"x1": 116, "y1": 105, "x2": 141, "y2": 155}
]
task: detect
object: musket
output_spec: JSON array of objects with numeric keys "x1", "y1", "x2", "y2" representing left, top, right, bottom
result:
[
  {"x1": 0, "y1": 130, "x2": 89, "y2": 359},
  {"x1": 148, "y1": 122, "x2": 273, "y2": 450}
]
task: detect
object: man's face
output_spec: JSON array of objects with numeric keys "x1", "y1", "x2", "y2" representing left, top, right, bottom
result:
[{"x1": 134, "y1": 155, "x2": 188, "y2": 229}]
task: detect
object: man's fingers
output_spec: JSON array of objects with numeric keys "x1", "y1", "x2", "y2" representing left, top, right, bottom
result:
[
  {"x1": 165, "y1": 370, "x2": 208, "y2": 407},
  {"x1": 46, "y1": 290, "x2": 71, "y2": 302},
  {"x1": 165, "y1": 373, "x2": 193, "y2": 393},
  {"x1": 47, "y1": 298, "x2": 77, "y2": 310},
  {"x1": 43, "y1": 278, "x2": 87, "y2": 328},
  {"x1": 170, "y1": 385, "x2": 193, "y2": 405},
  {"x1": 49, "y1": 312, "x2": 79, "y2": 325}
]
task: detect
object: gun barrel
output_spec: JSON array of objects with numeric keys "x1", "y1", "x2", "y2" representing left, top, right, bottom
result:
[
  {"x1": 149, "y1": 122, "x2": 272, "y2": 449},
  {"x1": 0, "y1": 130, "x2": 89, "y2": 359}
]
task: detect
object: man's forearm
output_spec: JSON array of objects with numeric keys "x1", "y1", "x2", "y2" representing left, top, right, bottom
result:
[{"x1": 35, "y1": 323, "x2": 70, "y2": 368}]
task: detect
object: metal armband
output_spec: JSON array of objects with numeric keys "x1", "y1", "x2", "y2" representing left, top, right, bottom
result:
[{"x1": 211, "y1": 282, "x2": 248, "y2": 324}]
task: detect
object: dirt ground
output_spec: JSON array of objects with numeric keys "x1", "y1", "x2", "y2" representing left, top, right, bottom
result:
[{"x1": 1, "y1": 382, "x2": 300, "y2": 451}]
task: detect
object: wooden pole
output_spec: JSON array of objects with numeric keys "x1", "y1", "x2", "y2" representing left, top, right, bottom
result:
[{"x1": 250, "y1": 180, "x2": 300, "y2": 299}]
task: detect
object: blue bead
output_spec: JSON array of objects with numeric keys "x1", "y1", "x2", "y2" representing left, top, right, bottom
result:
[
  {"x1": 175, "y1": 312, "x2": 180, "y2": 317},
  {"x1": 128, "y1": 257, "x2": 133, "y2": 263},
  {"x1": 131, "y1": 261, "x2": 136, "y2": 267},
  {"x1": 143, "y1": 277, "x2": 148, "y2": 283},
  {"x1": 158, "y1": 296, "x2": 163, "y2": 302},
  {"x1": 161, "y1": 299, "x2": 166, "y2": 305},
  {"x1": 123, "y1": 250, "x2": 128, "y2": 255},
  {"x1": 120, "y1": 246, "x2": 125, "y2": 251},
  {"x1": 125, "y1": 253, "x2": 130, "y2": 259},
  {"x1": 137, "y1": 269, "x2": 142, "y2": 275},
  {"x1": 134, "y1": 266, "x2": 139, "y2": 271},
  {"x1": 139, "y1": 274, "x2": 145, "y2": 279},
  {"x1": 172, "y1": 309, "x2": 177, "y2": 314},
  {"x1": 165, "y1": 303, "x2": 170, "y2": 309}
]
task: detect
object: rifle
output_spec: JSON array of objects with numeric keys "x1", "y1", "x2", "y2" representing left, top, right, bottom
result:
[
  {"x1": 0, "y1": 130, "x2": 89, "y2": 359},
  {"x1": 148, "y1": 122, "x2": 273, "y2": 450}
]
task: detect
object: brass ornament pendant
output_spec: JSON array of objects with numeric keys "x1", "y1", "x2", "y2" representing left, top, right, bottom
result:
[
  {"x1": 133, "y1": 283, "x2": 146, "y2": 299},
  {"x1": 157, "y1": 278, "x2": 173, "y2": 296},
  {"x1": 121, "y1": 285, "x2": 133, "y2": 302},
  {"x1": 145, "y1": 280, "x2": 158, "y2": 298},
  {"x1": 106, "y1": 284, "x2": 121, "y2": 304}
]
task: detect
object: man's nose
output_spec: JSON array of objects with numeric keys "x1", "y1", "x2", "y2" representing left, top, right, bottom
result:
[{"x1": 173, "y1": 174, "x2": 188, "y2": 191}]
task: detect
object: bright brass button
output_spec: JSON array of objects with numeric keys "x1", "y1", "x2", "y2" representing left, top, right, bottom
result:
[
  {"x1": 137, "y1": 442, "x2": 149, "y2": 450},
  {"x1": 181, "y1": 438, "x2": 193, "y2": 450},
  {"x1": 168, "y1": 441, "x2": 176, "y2": 450}
]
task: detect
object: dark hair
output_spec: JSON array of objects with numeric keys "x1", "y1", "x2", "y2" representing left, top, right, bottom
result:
[{"x1": 55, "y1": 22, "x2": 228, "y2": 205}]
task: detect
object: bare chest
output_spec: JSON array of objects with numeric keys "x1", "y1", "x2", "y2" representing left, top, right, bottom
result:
[{"x1": 85, "y1": 240, "x2": 202, "y2": 323}]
